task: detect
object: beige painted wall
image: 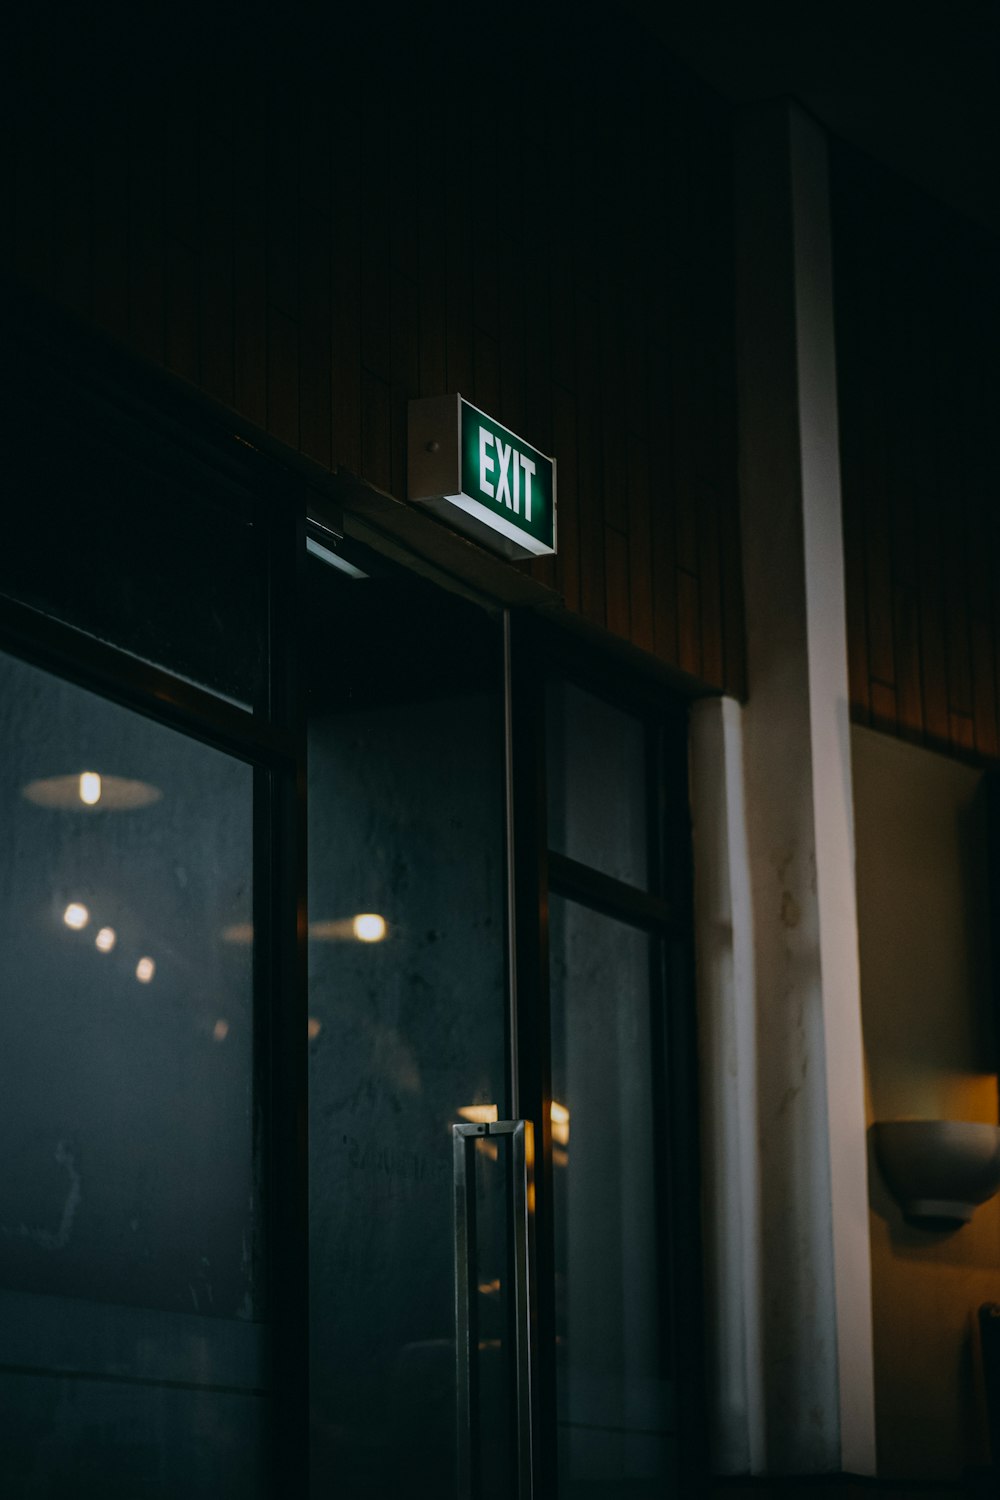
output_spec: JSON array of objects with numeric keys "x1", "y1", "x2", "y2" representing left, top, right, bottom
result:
[{"x1": 852, "y1": 724, "x2": 999, "y2": 1479}]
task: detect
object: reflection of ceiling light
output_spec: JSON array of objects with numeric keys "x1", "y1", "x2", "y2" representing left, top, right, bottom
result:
[
  {"x1": 550, "y1": 1101, "x2": 570, "y2": 1146},
  {"x1": 135, "y1": 957, "x2": 155, "y2": 984},
  {"x1": 458, "y1": 1104, "x2": 499, "y2": 1124},
  {"x1": 23, "y1": 775, "x2": 162, "y2": 811},
  {"x1": 63, "y1": 902, "x2": 90, "y2": 930},
  {"x1": 95, "y1": 926, "x2": 116, "y2": 953},
  {"x1": 221, "y1": 922, "x2": 254, "y2": 945},
  {"x1": 213, "y1": 1019, "x2": 229, "y2": 1042},
  {"x1": 309, "y1": 914, "x2": 389, "y2": 942},
  {"x1": 353, "y1": 913, "x2": 386, "y2": 943},
  {"x1": 229, "y1": 916, "x2": 390, "y2": 946},
  {"x1": 79, "y1": 772, "x2": 102, "y2": 805},
  {"x1": 309, "y1": 918, "x2": 353, "y2": 940},
  {"x1": 308, "y1": 1017, "x2": 322, "y2": 1040}
]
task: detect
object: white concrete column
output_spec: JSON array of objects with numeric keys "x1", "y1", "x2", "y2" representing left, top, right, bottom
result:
[
  {"x1": 693, "y1": 99, "x2": 875, "y2": 1477},
  {"x1": 690, "y1": 696, "x2": 764, "y2": 1475}
]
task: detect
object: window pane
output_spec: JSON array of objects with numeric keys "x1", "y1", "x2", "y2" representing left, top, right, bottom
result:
[
  {"x1": 549, "y1": 895, "x2": 674, "y2": 1498},
  {"x1": 0, "y1": 651, "x2": 257, "y2": 1315},
  {"x1": 546, "y1": 681, "x2": 648, "y2": 889},
  {"x1": 0, "y1": 648, "x2": 264, "y2": 1494}
]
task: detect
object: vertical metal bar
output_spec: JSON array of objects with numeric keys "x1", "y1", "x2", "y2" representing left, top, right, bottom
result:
[
  {"x1": 508, "y1": 623, "x2": 552, "y2": 1497},
  {"x1": 510, "y1": 1120, "x2": 535, "y2": 1500},
  {"x1": 503, "y1": 608, "x2": 520, "y2": 1119},
  {"x1": 457, "y1": 1120, "x2": 534, "y2": 1499},
  {"x1": 267, "y1": 496, "x2": 309, "y2": 1498},
  {"x1": 454, "y1": 1125, "x2": 479, "y2": 1500}
]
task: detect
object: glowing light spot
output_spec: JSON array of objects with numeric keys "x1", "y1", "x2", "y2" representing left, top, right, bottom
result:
[
  {"x1": 309, "y1": 916, "x2": 392, "y2": 942},
  {"x1": 213, "y1": 1019, "x2": 229, "y2": 1042},
  {"x1": 550, "y1": 1100, "x2": 570, "y2": 1147},
  {"x1": 136, "y1": 957, "x2": 155, "y2": 984},
  {"x1": 352, "y1": 913, "x2": 386, "y2": 943},
  {"x1": 63, "y1": 903, "x2": 90, "y2": 930},
  {"x1": 79, "y1": 772, "x2": 102, "y2": 806},
  {"x1": 457, "y1": 1104, "x2": 499, "y2": 1124},
  {"x1": 95, "y1": 926, "x2": 116, "y2": 953},
  {"x1": 308, "y1": 1017, "x2": 322, "y2": 1040}
]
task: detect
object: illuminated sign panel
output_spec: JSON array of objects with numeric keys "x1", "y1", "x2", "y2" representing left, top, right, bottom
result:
[{"x1": 408, "y1": 395, "x2": 556, "y2": 559}]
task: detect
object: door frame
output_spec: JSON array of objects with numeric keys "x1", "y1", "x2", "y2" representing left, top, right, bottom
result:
[{"x1": 508, "y1": 611, "x2": 709, "y2": 1497}]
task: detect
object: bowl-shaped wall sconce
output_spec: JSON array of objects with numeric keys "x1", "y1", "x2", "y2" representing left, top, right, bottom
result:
[{"x1": 873, "y1": 1120, "x2": 1000, "y2": 1228}]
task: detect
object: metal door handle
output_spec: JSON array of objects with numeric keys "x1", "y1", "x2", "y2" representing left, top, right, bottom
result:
[{"x1": 454, "y1": 1118, "x2": 534, "y2": 1500}]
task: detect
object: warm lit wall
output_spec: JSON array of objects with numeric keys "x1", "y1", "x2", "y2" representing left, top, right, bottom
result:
[
  {"x1": 852, "y1": 723, "x2": 999, "y2": 1480},
  {"x1": 3, "y1": 4, "x2": 745, "y2": 695}
]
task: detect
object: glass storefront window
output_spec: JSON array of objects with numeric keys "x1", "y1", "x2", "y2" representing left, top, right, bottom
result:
[{"x1": 0, "y1": 648, "x2": 265, "y2": 1496}]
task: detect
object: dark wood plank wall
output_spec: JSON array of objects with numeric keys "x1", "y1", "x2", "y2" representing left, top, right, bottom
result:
[
  {"x1": 832, "y1": 141, "x2": 1000, "y2": 765},
  {"x1": 4, "y1": 5, "x2": 745, "y2": 699}
]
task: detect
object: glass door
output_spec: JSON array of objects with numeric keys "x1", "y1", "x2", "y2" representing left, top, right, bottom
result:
[
  {"x1": 306, "y1": 544, "x2": 523, "y2": 1500},
  {"x1": 304, "y1": 559, "x2": 703, "y2": 1499}
]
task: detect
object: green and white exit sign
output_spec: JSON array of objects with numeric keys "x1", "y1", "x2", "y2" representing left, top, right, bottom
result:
[{"x1": 408, "y1": 396, "x2": 556, "y2": 560}]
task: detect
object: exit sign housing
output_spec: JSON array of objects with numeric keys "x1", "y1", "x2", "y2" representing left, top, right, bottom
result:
[{"x1": 408, "y1": 396, "x2": 557, "y2": 560}]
